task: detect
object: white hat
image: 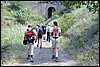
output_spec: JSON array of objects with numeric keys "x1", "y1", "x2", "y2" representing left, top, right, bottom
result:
[
  {"x1": 28, "y1": 24, "x2": 32, "y2": 27},
  {"x1": 36, "y1": 26, "x2": 38, "y2": 28}
]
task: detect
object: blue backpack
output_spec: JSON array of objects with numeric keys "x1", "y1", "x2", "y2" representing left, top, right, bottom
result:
[{"x1": 38, "y1": 28, "x2": 42, "y2": 35}]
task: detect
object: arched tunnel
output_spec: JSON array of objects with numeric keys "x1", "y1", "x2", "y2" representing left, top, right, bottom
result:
[{"x1": 48, "y1": 7, "x2": 56, "y2": 19}]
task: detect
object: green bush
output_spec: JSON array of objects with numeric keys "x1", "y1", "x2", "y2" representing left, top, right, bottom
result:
[
  {"x1": 1, "y1": 26, "x2": 26, "y2": 64},
  {"x1": 1, "y1": 26, "x2": 24, "y2": 45},
  {"x1": 1, "y1": 3, "x2": 15, "y2": 25},
  {"x1": 77, "y1": 42, "x2": 99, "y2": 66},
  {"x1": 10, "y1": 1, "x2": 25, "y2": 10},
  {"x1": 57, "y1": 13, "x2": 76, "y2": 34},
  {"x1": 15, "y1": 8, "x2": 34, "y2": 24},
  {"x1": 1, "y1": 1, "x2": 46, "y2": 26},
  {"x1": 61, "y1": 6, "x2": 99, "y2": 66}
]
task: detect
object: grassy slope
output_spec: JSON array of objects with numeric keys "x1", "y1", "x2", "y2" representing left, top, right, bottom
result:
[
  {"x1": 1, "y1": 25, "x2": 27, "y2": 65},
  {"x1": 59, "y1": 6, "x2": 99, "y2": 66}
]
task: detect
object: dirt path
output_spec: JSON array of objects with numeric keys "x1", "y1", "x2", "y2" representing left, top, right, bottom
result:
[{"x1": 18, "y1": 37, "x2": 78, "y2": 66}]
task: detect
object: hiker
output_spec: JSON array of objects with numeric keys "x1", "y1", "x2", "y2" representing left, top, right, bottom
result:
[
  {"x1": 51, "y1": 21, "x2": 61, "y2": 62},
  {"x1": 35, "y1": 25, "x2": 38, "y2": 43},
  {"x1": 46, "y1": 24, "x2": 51, "y2": 42},
  {"x1": 24, "y1": 24, "x2": 36, "y2": 62},
  {"x1": 42, "y1": 23, "x2": 46, "y2": 40},
  {"x1": 36, "y1": 25, "x2": 43, "y2": 48}
]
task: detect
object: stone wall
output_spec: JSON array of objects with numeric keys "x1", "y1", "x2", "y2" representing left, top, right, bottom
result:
[{"x1": 24, "y1": 1, "x2": 65, "y2": 19}]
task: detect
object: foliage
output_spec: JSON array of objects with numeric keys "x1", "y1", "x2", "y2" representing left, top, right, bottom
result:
[
  {"x1": 78, "y1": 42, "x2": 99, "y2": 66},
  {"x1": 52, "y1": 9, "x2": 56, "y2": 17},
  {"x1": 9, "y1": 1, "x2": 25, "y2": 11},
  {"x1": 60, "y1": 6, "x2": 99, "y2": 66},
  {"x1": 85, "y1": 1, "x2": 99, "y2": 13},
  {"x1": 62, "y1": 1, "x2": 99, "y2": 14},
  {"x1": 1, "y1": 26, "x2": 26, "y2": 64},
  {"x1": 15, "y1": 8, "x2": 34, "y2": 24},
  {"x1": 1, "y1": 1, "x2": 46, "y2": 25},
  {"x1": 1, "y1": 2, "x2": 15, "y2": 25},
  {"x1": 57, "y1": 13, "x2": 76, "y2": 34}
]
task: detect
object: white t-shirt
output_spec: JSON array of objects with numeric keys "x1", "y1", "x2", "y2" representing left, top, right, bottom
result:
[
  {"x1": 35, "y1": 26, "x2": 38, "y2": 35},
  {"x1": 37, "y1": 27, "x2": 42, "y2": 32},
  {"x1": 46, "y1": 25, "x2": 51, "y2": 32}
]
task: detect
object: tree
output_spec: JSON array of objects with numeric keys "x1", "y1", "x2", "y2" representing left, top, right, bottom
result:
[{"x1": 62, "y1": 1, "x2": 99, "y2": 14}]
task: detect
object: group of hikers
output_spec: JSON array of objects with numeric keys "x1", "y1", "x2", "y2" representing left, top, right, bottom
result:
[{"x1": 23, "y1": 21, "x2": 61, "y2": 62}]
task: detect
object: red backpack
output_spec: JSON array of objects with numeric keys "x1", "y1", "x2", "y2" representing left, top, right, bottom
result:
[
  {"x1": 53, "y1": 26, "x2": 58, "y2": 37},
  {"x1": 26, "y1": 29, "x2": 33, "y2": 37}
]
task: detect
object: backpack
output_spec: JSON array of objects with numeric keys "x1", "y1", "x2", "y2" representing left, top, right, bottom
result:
[
  {"x1": 53, "y1": 26, "x2": 58, "y2": 37},
  {"x1": 38, "y1": 28, "x2": 42, "y2": 35},
  {"x1": 42, "y1": 25, "x2": 46, "y2": 30},
  {"x1": 26, "y1": 29, "x2": 33, "y2": 37},
  {"x1": 42, "y1": 25, "x2": 46, "y2": 34}
]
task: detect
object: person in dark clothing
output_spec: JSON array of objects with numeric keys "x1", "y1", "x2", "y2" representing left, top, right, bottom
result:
[
  {"x1": 42, "y1": 23, "x2": 46, "y2": 40},
  {"x1": 46, "y1": 24, "x2": 51, "y2": 42}
]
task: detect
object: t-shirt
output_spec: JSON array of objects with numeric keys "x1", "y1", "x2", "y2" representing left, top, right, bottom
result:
[
  {"x1": 35, "y1": 26, "x2": 38, "y2": 35},
  {"x1": 46, "y1": 26, "x2": 51, "y2": 32}
]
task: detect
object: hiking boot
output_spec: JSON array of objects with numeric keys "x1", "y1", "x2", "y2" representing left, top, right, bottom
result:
[
  {"x1": 26, "y1": 57, "x2": 30, "y2": 60},
  {"x1": 26, "y1": 55, "x2": 30, "y2": 60},
  {"x1": 30, "y1": 58, "x2": 34, "y2": 62},
  {"x1": 55, "y1": 57, "x2": 58, "y2": 62},
  {"x1": 40, "y1": 45, "x2": 42, "y2": 48},
  {"x1": 52, "y1": 55, "x2": 55, "y2": 59},
  {"x1": 30, "y1": 55, "x2": 34, "y2": 62}
]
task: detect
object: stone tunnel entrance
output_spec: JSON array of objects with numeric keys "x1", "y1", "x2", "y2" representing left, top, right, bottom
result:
[{"x1": 48, "y1": 7, "x2": 56, "y2": 19}]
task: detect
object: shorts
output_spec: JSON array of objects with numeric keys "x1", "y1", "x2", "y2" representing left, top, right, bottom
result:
[
  {"x1": 38, "y1": 35, "x2": 42, "y2": 39},
  {"x1": 27, "y1": 43, "x2": 34, "y2": 55},
  {"x1": 52, "y1": 37, "x2": 60, "y2": 48}
]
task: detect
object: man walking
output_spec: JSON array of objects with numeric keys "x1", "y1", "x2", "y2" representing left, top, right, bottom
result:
[{"x1": 51, "y1": 21, "x2": 61, "y2": 62}]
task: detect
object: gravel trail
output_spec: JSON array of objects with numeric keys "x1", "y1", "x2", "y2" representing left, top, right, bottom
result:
[{"x1": 20, "y1": 39, "x2": 78, "y2": 66}]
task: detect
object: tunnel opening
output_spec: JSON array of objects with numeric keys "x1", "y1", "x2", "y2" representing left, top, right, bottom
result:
[{"x1": 48, "y1": 7, "x2": 56, "y2": 19}]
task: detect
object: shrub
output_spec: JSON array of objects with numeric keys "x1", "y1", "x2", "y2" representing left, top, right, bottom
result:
[
  {"x1": 61, "y1": 6, "x2": 99, "y2": 66},
  {"x1": 1, "y1": 26, "x2": 26, "y2": 64},
  {"x1": 57, "y1": 13, "x2": 76, "y2": 34},
  {"x1": 1, "y1": 1, "x2": 46, "y2": 26},
  {"x1": 10, "y1": 1, "x2": 25, "y2": 10}
]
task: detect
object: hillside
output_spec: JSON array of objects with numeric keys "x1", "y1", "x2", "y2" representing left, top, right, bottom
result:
[{"x1": 56, "y1": 6, "x2": 99, "y2": 66}]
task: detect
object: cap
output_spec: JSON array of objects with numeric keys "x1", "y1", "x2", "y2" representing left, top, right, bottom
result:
[{"x1": 28, "y1": 24, "x2": 32, "y2": 27}]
